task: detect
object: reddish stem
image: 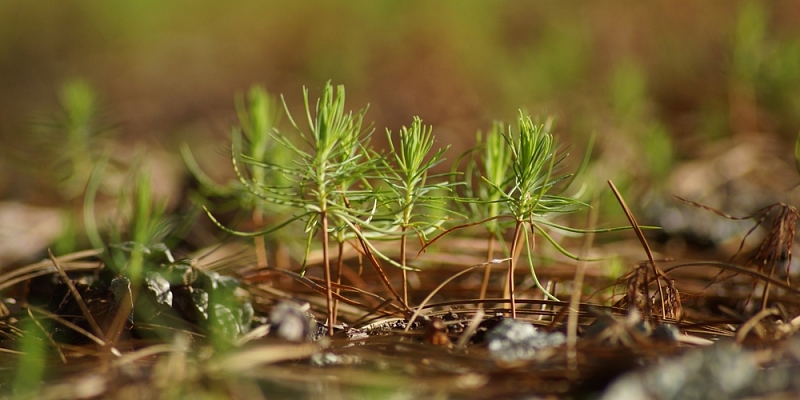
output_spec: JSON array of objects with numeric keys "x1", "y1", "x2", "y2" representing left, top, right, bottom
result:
[
  {"x1": 508, "y1": 222, "x2": 523, "y2": 319},
  {"x1": 321, "y1": 212, "x2": 334, "y2": 336}
]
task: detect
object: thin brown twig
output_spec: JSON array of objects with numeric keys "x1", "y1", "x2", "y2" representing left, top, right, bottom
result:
[
  {"x1": 0, "y1": 249, "x2": 103, "y2": 292},
  {"x1": 416, "y1": 215, "x2": 511, "y2": 258},
  {"x1": 341, "y1": 196, "x2": 408, "y2": 311},
  {"x1": 455, "y1": 308, "x2": 484, "y2": 349},
  {"x1": 404, "y1": 261, "x2": 502, "y2": 332},
  {"x1": 331, "y1": 240, "x2": 345, "y2": 331},
  {"x1": 608, "y1": 181, "x2": 666, "y2": 319},
  {"x1": 26, "y1": 305, "x2": 111, "y2": 351},
  {"x1": 673, "y1": 195, "x2": 760, "y2": 221},
  {"x1": 26, "y1": 307, "x2": 67, "y2": 364},
  {"x1": 353, "y1": 232, "x2": 409, "y2": 312},
  {"x1": 418, "y1": 298, "x2": 624, "y2": 314},
  {"x1": 568, "y1": 198, "x2": 598, "y2": 371},
  {"x1": 246, "y1": 266, "x2": 400, "y2": 313},
  {"x1": 684, "y1": 203, "x2": 800, "y2": 310},
  {"x1": 351, "y1": 298, "x2": 399, "y2": 327},
  {"x1": 661, "y1": 261, "x2": 800, "y2": 294},
  {"x1": 304, "y1": 277, "x2": 401, "y2": 313},
  {"x1": 47, "y1": 249, "x2": 107, "y2": 342},
  {"x1": 104, "y1": 283, "x2": 135, "y2": 358},
  {"x1": 735, "y1": 307, "x2": 780, "y2": 344}
]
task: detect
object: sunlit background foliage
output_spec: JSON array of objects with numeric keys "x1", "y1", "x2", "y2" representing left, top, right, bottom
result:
[{"x1": 1, "y1": 0, "x2": 800, "y2": 238}]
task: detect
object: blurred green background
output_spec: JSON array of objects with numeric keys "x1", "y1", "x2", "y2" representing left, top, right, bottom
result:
[{"x1": 1, "y1": 0, "x2": 800, "y2": 212}]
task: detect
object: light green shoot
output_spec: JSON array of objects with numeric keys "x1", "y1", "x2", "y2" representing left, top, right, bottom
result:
[
  {"x1": 181, "y1": 85, "x2": 286, "y2": 268},
  {"x1": 13, "y1": 316, "x2": 48, "y2": 396},
  {"x1": 275, "y1": 82, "x2": 373, "y2": 335},
  {"x1": 379, "y1": 117, "x2": 453, "y2": 305},
  {"x1": 235, "y1": 86, "x2": 285, "y2": 267},
  {"x1": 58, "y1": 80, "x2": 101, "y2": 199},
  {"x1": 460, "y1": 122, "x2": 514, "y2": 301},
  {"x1": 105, "y1": 163, "x2": 172, "y2": 285},
  {"x1": 488, "y1": 112, "x2": 586, "y2": 318},
  {"x1": 204, "y1": 81, "x2": 378, "y2": 335},
  {"x1": 30, "y1": 79, "x2": 117, "y2": 209}
]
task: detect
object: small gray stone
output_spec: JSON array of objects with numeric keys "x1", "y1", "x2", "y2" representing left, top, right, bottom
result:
[
  {"x1": 486, "y1": 319, "x2": 565, "y2": 361},
  {"x1": 269, "y1": 301, "x2": 315, "y2": 342},
  {"x1": 652, "y1": 323, "x2": 680, "y2": 341}
]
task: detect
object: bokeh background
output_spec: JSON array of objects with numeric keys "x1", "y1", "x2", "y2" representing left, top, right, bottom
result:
[{"x1": 2, "y1": 0, "x2": 800, "y2": 263}]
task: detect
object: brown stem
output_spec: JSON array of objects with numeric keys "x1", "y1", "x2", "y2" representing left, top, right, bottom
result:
[
  {"x1": 400, "y1": 227, "x2": 408, "y2": 306},
  {"x1": 320, "y1": 212, "x2": 334, "y2": 336},
  {"x1": 503, "y1": 226, "x2": 525, "y2": 299},
  {"x1": 48, "y1": 249, "x2": 106, "y2": 342},
  {"x1": 508, "y1": 222, "x2": 524, "y2": 319},
  {"x1": 332, "y1": 240, "x2": 344, "y2": 327},
  {"x1": 340, "y1": 194, "x2": 406, "y2": 309},
  {"x1": 567, "y1": 202, "x2": 598, "y2": 371},
  {"x1": 355, "y1": 232, "x2": 408, "y2": 311}
]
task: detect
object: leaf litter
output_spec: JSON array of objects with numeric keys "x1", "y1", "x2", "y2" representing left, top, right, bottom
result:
[{"x1": 2, "y1": 193, "x2": 800, "y2": 399}]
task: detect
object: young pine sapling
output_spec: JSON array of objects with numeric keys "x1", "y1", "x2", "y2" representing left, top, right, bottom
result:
[
  {"x1": 181, "y1": 86, "x2": 286, "y2": 269},
  {"x1": 204, "y1": 82, "x2": 380, "y2": 335},
  {"x1": 376, "y1": 117, "x2": 454, "y2": 305}
]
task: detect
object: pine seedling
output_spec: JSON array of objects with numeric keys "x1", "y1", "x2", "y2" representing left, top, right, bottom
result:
[
  {"x1": 458, "y1": 121, "x2": 514, "y2": 301},
  {"x1": 376, "y1": 117, "x2": 454, "y2": 305},
  {"x1": 86, "y1": 158, "x2": 252, "y2": 346},
  {"x1": 204, "y1": 82, "x2": 378, "y2": 335},
  {"x1": 100, "y1": 162, "x2": 174, "y2": 285},
  {"x1": 26, "y1": 80, "x2": 118, "y2": 254},
  {"x1": 322, "y1": 105, "x2": 378, "y2": 326},
  {"x1": 21, "y1": 80, "x2": 117, "y2": 202},
  {"x1": 234, "y1": 87, "x2": 289, "y2": 268},
  {"x1": 49, "y1": 80, "x2": 110, "y2": 199},
  {"x1": 495, "y1": 112, "x2": 589, "y2": 318},
  {"x1": 181, "y1": 85, "x2": 287, "y2": 268}
]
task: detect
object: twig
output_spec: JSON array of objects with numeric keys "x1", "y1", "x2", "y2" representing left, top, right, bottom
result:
[
  {"x1": 351, "y1": 298, "x2": 398, "y2": 327},
  {"x1": 26, "y1": 307, "x2": 67, "y2": 364},
  {"x1": 662, "y1": 261, "x2": 800, "y2": 294},
  {"x1": 27, "y1": 305, "x2": 118, "y2": 355},
  {"x1": 404, "y1": 260, "x2": 503, "y2": 332},
  {"x1": 568, "y1": 198, "x2": 598, "y2": 371},
  {"x1": 735, "y1": 307, "x2": 780, "y2": 344},
  {"x1": 607, "y1": 181, "x2": 666, "y2": 319},
  {"x1": 455, "y1": 309, "x2": 484, "y2": 349},
  {"x1": 353, "y1": 229, "x2": 409, "y2": 312},
  {"x1": 47, "y1": 249, "x2": 107, "y2": 342}
]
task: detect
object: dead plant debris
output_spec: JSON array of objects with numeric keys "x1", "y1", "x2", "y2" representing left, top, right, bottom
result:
[{"x1": 3, "y1": 195, "x2": 800, "y2": 400}]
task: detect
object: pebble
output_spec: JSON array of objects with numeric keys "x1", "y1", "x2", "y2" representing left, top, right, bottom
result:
[{"x1": 485, "y1": 319, "x2": 565, "y2": 362}]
